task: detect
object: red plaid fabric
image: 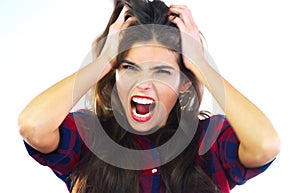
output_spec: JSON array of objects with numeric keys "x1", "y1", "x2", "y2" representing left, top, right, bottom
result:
[{"x1": 24, "y1": 111, "x2": 273, "y2": 193}]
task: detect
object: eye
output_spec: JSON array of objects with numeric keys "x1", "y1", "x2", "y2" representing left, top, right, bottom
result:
[
  {"x1": 155, "y1": 69, "x2": 171, "y2": 75},
  {"x1": 121, "y1": 64, "x2": 138, "y2": 71}
]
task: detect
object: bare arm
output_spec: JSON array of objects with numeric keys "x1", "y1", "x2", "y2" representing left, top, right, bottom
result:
[
  {"x1": 18, "y1": 7, "x2": 133, "y2": 154},
  {"x1": 191, "y1": 61, "x2": 280, "y2": 167},
  {"x1": 169, "y1": 5, "x2": 281, "y2": 167},
  {"x1": 18, "y1": 56, "x2": 111, "y2": 153}
]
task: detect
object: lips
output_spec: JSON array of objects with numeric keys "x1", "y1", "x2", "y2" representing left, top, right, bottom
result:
[{"x1": 130, "y1": 95, "x2": 155, "y2": 122}]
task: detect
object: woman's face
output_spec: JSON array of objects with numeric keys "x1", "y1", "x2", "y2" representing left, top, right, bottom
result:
[{"x1": 115, "y1": 41, "x2": 189, "y2": 133}]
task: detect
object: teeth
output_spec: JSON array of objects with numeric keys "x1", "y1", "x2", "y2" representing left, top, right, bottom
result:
[
  {"x1": 132, "y1": 97, "x2": 154, "y2": 104},
  {"x1": 132, "y1": 107, "x2": 151, "y2": 118}
]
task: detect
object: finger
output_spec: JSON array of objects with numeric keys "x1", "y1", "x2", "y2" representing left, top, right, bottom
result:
[
  {"x1": 169, "y1": 5, "x2": 194, "y2": 27},
  {"x1": 170, "y1": 6, "x2": 201, "y2": 36},
  {"x1": 121, "y1": 16, "x2": 136, "y2": 30},
  {"x1": 169, "y1": 15, "x2": 187, "y2": 33},
  {"x1": 169, "y1": 4, "x2": 188, "y2": 10},
  {"x1": 114, "y1": 6, "x2": 129, "y2": 27},
  {"x1": 169, "y1": 9, "x2": 203, "y2": 45}
]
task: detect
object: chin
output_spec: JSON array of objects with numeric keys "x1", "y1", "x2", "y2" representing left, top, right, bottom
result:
[{"x1": 128, "y1": 120, "x2": 161, "y2": 135}]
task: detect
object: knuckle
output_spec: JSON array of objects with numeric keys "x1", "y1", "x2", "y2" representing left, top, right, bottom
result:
[{"x1": 182, "y1": 5, "x2": 191, "y2": 13}]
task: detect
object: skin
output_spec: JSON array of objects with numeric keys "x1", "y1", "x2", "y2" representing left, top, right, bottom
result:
[
  {"x1": 169, "y1": 5, "x2": 281, "y2": 167},
  {"x1": 18, "y1": 5, "x2": 280, "y2": 169},
  {"x1": 18, "y1": 7, "x2": 133, "y2": 153},
  {"x1": 116, "y1": 42, "x2": 190, "y2": 133}
]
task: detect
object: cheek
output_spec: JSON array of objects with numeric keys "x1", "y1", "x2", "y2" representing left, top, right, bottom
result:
[
  {"x1": 157, "y1": 84, "x2": 180, "y2": 111},
  {"x1": 115, "y1": 72, "x2": 131, "y2": 105},
  {"x1": 116, "y1": 70, "x2": 136, "y2": 89}
]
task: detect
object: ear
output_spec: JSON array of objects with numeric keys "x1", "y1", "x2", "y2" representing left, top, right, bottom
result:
[{"x1": 180, "y1": 81, "x2": 192, "y2": 93}]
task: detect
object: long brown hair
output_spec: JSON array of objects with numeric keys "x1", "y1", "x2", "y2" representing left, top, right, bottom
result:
[{"x1": 71, "y1": 1, "x2": 220, "y2": 192}]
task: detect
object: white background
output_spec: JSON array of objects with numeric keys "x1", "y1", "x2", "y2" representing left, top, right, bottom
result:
[{"x1": 1, "y1": 0, "x2": 299, "y2": 192}]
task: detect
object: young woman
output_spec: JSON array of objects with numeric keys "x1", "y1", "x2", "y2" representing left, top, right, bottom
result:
[{"x1": 18, "y1": 0, "x2": 280, "y2": 192}]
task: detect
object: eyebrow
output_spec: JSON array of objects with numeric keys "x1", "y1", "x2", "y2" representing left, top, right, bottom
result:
[
  {"x1": 121, "y1": 59, "x2": 136, "y2": 66},
  {"x1": 121, "y1": 59, "x2": 175, "y2": 71}
]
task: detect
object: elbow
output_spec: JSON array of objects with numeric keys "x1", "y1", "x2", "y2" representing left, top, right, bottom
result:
[
  {"x1": 240, "y1": 129, "x2": 281, "y2": 168},
  {"x1": 18, "y1": 112, "x2": 38, "y2": 142},
  {"x1": 18, "y1": 113, "x2": 59, "y2": 154},
  {"x1": 261, "y1": 132, "x2": 281, "y2": 162},
  {"x1": 252, "y1": 132, "x2": 281, "y2": 166}
]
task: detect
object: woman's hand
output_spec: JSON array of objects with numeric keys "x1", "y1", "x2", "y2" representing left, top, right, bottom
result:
[
  {"x1": 95, "y1": 6, "x2": 135, "y2": 80},
  {"x1": 100, "y1": 6, "x2": 135, "y2": 66},
  {"x1": 169, "y1": 5, "x2": 280, "y2": 168},
  {"x1": 168, "y1": 5, "x2": 205, "y2": 71},
  {"x1": 18, "y1": 6, "x2": 135, "y2": 154}
]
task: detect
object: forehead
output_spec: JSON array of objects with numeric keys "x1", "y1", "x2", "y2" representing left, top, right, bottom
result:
[{"x1": 124, "y1": 42, "x2": 180, "y2": 68}]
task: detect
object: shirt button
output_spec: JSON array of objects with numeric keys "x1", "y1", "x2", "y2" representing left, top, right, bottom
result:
[{"x1": 151, "y1": 168, "x2": 158, "y2": 174}]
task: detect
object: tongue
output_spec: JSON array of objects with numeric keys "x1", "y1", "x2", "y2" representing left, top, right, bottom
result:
[{"x1": 136, "y1": 104, "x2": 150, "y2": 115}]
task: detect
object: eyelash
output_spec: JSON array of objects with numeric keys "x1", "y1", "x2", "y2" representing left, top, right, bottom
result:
[
  {"x1": 156, "y1": 69, "x2": 171, "y2": 75},
  {"x1": 121, "y1": 64, "x2": 138, "y2": 71},
  {"x1": 121, "y1": 64, "x2": 171, "y2": 75}
]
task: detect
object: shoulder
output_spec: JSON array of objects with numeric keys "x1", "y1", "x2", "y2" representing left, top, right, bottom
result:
[
  {"x1": 198, "y1": 114, "x2": 233, "y2": 155},
  {"x1": 197, "y1": 114, "x2": 273, "y2": 190}
]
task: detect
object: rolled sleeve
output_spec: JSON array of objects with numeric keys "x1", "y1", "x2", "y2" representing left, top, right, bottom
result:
[
  {"x1": 23, "y1": 112, "x2": 87, "y2": 188},
  {"x1": 217, "y1": 116, "x2": 273, "y2": 187}
]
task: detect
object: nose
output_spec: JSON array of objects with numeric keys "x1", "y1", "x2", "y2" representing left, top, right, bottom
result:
[{"x1": 136, "y1": 81, "x2": 153, "y2": 91}]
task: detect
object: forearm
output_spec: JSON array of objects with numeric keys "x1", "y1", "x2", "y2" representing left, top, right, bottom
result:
[
  {"x1": 19, "y1": 5, "x2": 133, "y2": 154},
  {"x1": 168, "y1": 3, "x2": 280, "y2": 167},
  {"x1": 190, "y1": 60, "x2": 281, "y2": 167},
  {"x1": 18, "y1": 56, "x2": 111, "y2": 153}
]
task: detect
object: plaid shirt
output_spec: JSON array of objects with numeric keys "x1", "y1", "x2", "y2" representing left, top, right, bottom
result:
[{"x1": 24, "y1": 111, "x2": 273, "y2": 193}]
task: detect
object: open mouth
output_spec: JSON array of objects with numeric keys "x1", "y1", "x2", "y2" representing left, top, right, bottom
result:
[{"x1": 130, "y1": 95, "x2": 155, "y2": 122}]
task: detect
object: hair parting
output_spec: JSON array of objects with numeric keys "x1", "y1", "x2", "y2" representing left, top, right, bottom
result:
[{"x1": 71, "y1": 1, "x2": 219, "y2": 192}]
